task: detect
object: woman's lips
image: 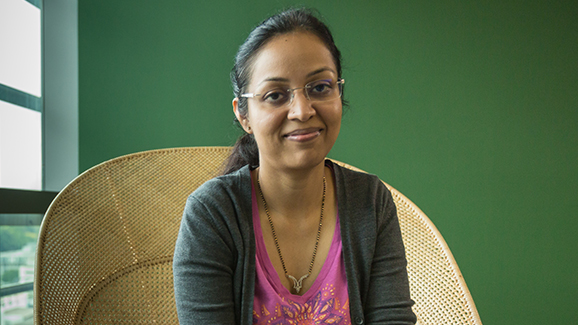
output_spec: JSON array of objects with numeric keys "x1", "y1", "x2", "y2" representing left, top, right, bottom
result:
[{"x1": 284, "y1": 128, "x2": 322, "y2": 141}]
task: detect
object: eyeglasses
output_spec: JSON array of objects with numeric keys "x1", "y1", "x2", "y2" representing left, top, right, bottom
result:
[{"x1": 240, "y1": 78, "x2": 345, "y2": 108}]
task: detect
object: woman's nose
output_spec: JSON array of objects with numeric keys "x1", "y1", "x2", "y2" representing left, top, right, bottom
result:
[{"x1": 287, "y1": 89, "x2": 315, "y2": 121}]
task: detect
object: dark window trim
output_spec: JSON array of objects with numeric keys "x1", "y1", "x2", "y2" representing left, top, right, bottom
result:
[{"x1": 0, "y1": 188, "x2": 58, "y2": 214}]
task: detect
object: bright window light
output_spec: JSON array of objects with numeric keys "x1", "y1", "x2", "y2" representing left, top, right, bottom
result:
[
  {"x1": 0, "y1": 0, "x2": 42, "y2": 97},
  {"x1": 0, "y1": 100, "x2": 42, "y2": 190}
]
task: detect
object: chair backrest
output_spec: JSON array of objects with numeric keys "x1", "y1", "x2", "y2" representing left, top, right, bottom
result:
[{"x1": 35, "y1": 147, "x2": 481, "y2": 324}]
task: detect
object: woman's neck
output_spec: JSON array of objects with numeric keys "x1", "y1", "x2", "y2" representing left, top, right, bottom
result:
[{"x1": 255, "y1": 161, "x2": 327, "y2": 221}]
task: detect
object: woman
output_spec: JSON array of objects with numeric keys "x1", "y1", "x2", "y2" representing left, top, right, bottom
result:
[{"x1": 173, "y1": 8, "x2": 416, "y2": 325}]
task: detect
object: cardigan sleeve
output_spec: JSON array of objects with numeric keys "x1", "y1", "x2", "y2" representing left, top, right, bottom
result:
[
  {"x1": 173, "y1": 187, "x2": 237, "y2": 324},
  {"x1": 364, "y1": 183, "x2": 416, "y2": 324}
]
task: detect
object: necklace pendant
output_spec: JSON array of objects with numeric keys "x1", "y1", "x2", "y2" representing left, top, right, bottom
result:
[{"x1": 287, "y1": 274, "x2": 309, "y2": 294}]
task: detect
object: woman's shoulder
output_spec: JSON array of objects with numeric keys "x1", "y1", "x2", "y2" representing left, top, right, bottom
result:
[
  {"x1": 181, "y1": 165, "x2": 253, "y2": 228},
  {"x1": 329, "y1": 160, "x2": 395, "y2": 230},
  {"x1": 329, "y1": 160, "x2": 386, "y2": 191},
  {"x1": 191, "y1": 165, "x2": 251, "y2": 196},
  {"x1": 329, "y1": 159, "x2": 392, "y2": 212}
]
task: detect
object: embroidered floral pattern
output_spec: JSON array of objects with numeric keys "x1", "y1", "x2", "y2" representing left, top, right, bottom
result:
[{"x1": 253, "y1": 284, "x2": 350, "y2": 324}]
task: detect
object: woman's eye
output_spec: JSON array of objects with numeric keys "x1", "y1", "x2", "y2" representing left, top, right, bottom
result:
[
  {"x1": 310, "y1": 81, "x2": 333, "y2": 94},
  {"x1": 262, "y1": 90, "x2": 288, "y2": 103}
]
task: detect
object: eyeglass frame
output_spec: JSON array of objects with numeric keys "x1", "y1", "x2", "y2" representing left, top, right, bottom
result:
[{"x1": 239, "y1": 78, "x2": 345, "y2": 106}]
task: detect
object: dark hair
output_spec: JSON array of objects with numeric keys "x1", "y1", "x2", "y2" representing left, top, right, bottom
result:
[{"x1": 222, "y1": 8, "x2": 344, "y2": 174}]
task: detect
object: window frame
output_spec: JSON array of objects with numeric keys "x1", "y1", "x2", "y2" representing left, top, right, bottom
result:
[{"x1": 1, "y1": 0, "x2": 78, "y2": 303}]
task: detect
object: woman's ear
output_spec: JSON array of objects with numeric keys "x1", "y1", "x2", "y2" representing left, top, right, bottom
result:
[{"x1": 233, "y1": 98, "x2": 252, "y2": 134}]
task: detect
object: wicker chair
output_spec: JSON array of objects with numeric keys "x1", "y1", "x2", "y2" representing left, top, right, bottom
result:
[{"x1": 34, "y1": 146, "x2": 482, "y2": 324}]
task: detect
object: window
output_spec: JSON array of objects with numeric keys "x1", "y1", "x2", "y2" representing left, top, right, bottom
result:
[
  {"x1": 0, "y1": 0, "x2": 42, "y2": 191},
  {"x1": 1, "y1": 0, "x2": 43, "y2": 323}
]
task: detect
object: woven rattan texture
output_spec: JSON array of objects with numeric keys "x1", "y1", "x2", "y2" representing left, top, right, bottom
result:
[
  {"x1": 35, "y1": 147, "x2": 232, "y2": 324},
  {"x1": 35, "y1": 147, "x2": 481, "y2": 324},
  {"x1": 392, "y1": 189, "x2": 481, "y2": 325}
]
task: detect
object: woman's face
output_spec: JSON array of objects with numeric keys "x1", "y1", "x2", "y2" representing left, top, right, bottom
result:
[{"x1": 234, "y1": 31, "x2": 342, "y2": 172}]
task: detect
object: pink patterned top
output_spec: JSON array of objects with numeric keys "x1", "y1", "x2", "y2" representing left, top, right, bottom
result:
[{"x1": 251, "y1": 180, "x2": 351, "y2": 324}]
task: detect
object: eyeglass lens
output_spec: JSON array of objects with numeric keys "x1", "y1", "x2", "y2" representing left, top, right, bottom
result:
[{"x1": 284, "y1": 79, "x2": 342, "y2": 105}]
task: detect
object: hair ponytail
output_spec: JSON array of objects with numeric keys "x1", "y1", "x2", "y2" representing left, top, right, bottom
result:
[{"x1": 222, "y1": 133, "x2": 259, "y2": 174}]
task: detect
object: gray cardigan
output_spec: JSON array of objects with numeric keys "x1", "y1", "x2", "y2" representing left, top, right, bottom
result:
[{"x1": 173, "y1": 161, "x2": 416, "y2": 324}]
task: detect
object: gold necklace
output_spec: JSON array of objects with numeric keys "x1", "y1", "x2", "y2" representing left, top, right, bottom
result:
[{"x1": 256, "y1": 176, "x2": 326, "y2": 294}]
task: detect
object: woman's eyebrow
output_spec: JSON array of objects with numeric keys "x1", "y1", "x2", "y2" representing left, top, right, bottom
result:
[
  {"x1": 306, "y1": 67, "x2": 336, "y2": 78},
  {"x1": 258, "y1": 77, "x2": 289, "y2": 85},
  {"x1": 257, "y1": 68, "x2": 336, "y2": 86}
]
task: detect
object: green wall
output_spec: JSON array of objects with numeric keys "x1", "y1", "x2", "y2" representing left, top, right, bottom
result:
[{"x1": 79, "y1": 1, "x2": 578, "y2": 324}]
